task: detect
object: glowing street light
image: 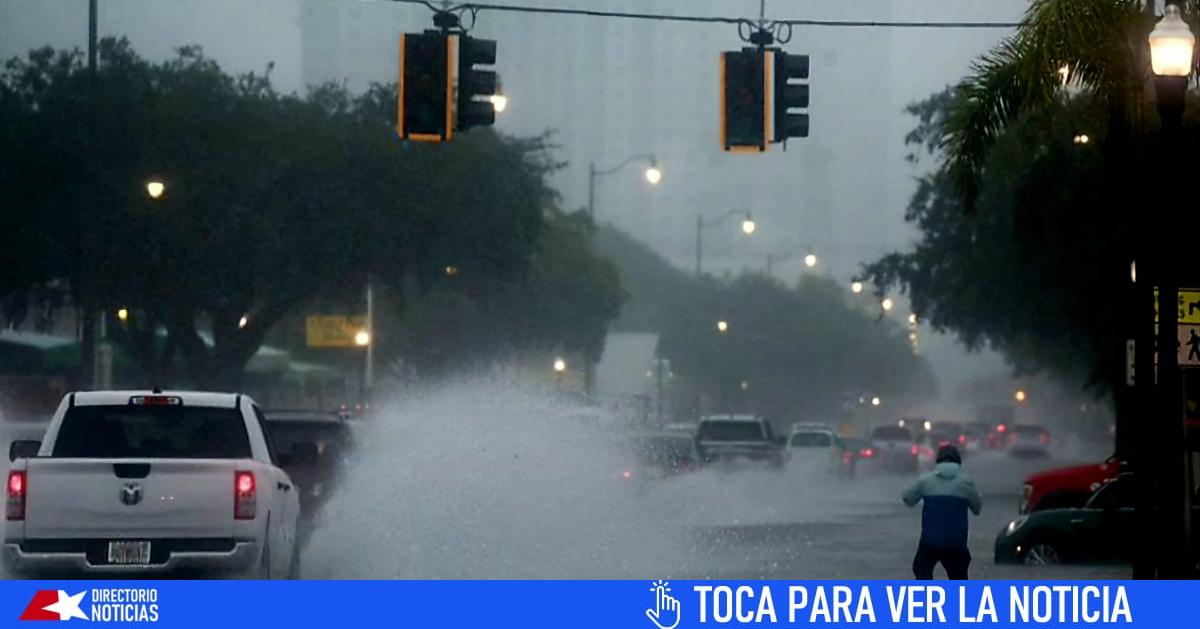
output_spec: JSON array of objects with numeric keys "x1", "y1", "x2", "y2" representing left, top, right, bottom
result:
[
  {"x1": 1149, "y1": 4, "x2": 1196, "y2": 77},
  {"x1": 1015, "y1": 389, "x2": 1027, "y2": 404},
  {"x1": 881, "y1": 297, "x2": 894, "y2": 311},
  {"x1": 717, "y1": 320, "x2": 729, "y2": 333},
  {"x1": 490, "y1": 93, "x2": 508, "y2": 113},
  {"x1": 146, "y1": 179, "x2": 165, "y2": 199},
  {"x1": 554, "y1": 357, "x2": 567, "y2": 373},
  {"x1": 871, "y1": 396, "x2": 881, "y2": 407},
  {"x1": 740, "y1": 380, "x2": 750, "y2": 391},
  {"x1": 354, "y1": 330, "x2": 371, "y2": 347},
  {"x1": 116, "y1": 308, "x2": 129, "y2": 322},
  {"x1": 238, "y1": 315, "x2": 249, "y2": 329},
  {"x1": 644, "y1": 164, "x2": 663, "y2": 185},
  {"x1": 803, "y1": 253, "x2": 818, "y2": 268},
  {"x1": 851, "y1": 281, "x2": 864, "y2": 294},
  {"x1": 1073, "y1": 133, "x2": 1090, "y2": 145},
  {"x1": 741, "y1": 218, "x2": 757, "y2": 235},
  {"x1": 445, "y1": 265, "x2": 460, "y2": 277},
  {"x1": 588, "y1": 153, "x2": 661, "y2": 219}
]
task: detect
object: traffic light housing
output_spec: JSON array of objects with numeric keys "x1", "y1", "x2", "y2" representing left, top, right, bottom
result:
[
  {"x1": 398, "y1": 32, "x2": 453, "y2": 142},
  {"x1": 720, "y1": 49, "x2": 769, "y2": 152},
  {"x1": 456, "y1": 35, "x2": 498, "y2": 131},
  {"x1": 773, "y1": 51, "x2": 810, "y2": 142}
]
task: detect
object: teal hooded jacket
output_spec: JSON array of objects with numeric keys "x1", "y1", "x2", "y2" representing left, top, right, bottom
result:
[{"x1": 903, "y1": 461, "x2": 983, "y2": 549}]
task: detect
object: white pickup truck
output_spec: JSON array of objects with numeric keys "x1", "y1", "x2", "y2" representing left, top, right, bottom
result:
[{"x1": 4, "y1": 391, "x2": 301, "y2": 578}]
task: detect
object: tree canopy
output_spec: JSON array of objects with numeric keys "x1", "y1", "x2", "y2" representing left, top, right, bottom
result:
[
  {"x1": 0, "y1": 40, "x2": 620, "y2": 388},
  {"x1": 593, "y1": 226, "x2": 935, "y2": 422}
]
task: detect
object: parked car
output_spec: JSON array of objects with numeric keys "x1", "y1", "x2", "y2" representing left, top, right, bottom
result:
[
  {"x1": 1019, "y1": 455, "x2": 1126, "y2": 514},
  {"x1": 868, "y1": 425, "x2": 918, "y2": 473},
  {"x1": 996, "y1": 473, "x2": 1137, "y2": 565},
  {"x1": 695, "y1": 414, "x2": 783, "y2": 470},
  {"x1": 4, "y1": 391, "x2": 300, "y2": 578},
  {"x1": 1007, "y1": 424, "x2": 1050, "y2": 458}
]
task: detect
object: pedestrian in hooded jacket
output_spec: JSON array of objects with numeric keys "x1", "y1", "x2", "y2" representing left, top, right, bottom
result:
[{"x1": 902, "y1": 444, "x2": 982, "y2": 579}]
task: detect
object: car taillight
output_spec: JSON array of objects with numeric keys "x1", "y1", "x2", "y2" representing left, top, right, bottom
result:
[
  {"x1": 1040, "y1": 433, "x2": 1050, "y2": 445},
  {"x1": 7, "y1": 471, "x2": 26, "y2": 521},
  {"x1": 996, "y1": 424, "x2": 1007, "y2": 433},
  {"x1": 910, "y1": 444, "x2": 919, "y2": 456},
  {"x1": 958, "y1": 434, "x2": 967, "y2": 444},
  {"x1": 234, "y1": 471, "x2": 256, "y2": 520},
  {"x1": 860, "y1": 448, "x2": 875, "y2": 458},
  {"x1": 622, "y1": 470, "x2": 634, "y2": 480}
]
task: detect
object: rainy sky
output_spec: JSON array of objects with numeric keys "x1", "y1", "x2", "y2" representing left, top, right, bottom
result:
[{"x1": 0, "y1": 0, "x2": 1033, "y2": 397}]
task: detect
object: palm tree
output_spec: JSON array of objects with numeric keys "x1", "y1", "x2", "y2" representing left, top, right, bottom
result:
[{"x1": 944, "y1": 0, "x2": 1199, "y2": 212}]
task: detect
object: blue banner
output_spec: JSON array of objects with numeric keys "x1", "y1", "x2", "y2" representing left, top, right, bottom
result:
[{"x1": 0, "y1": 580, "x2": 1192, "y2": 628}]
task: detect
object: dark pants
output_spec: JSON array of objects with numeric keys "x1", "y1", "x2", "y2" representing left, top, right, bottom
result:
[{"x1": 912, "y1": 542, "x2": 971, "y2": 580}]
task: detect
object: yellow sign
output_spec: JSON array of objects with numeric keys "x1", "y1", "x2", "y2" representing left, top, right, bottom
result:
[
  {"x1": 1153, "y1": 288, "x2": 1200, "y2": 324},
  {"x1": 306, "y1": 316, "x2": 367, "y2": 348}
]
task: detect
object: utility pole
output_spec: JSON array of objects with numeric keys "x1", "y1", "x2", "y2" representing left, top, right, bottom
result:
[
  {"x1": 81, "y1": 0, "x2": 101, "y2": 390},
  {"x1": 364, "y1": 281, "x2": 374, "y2": 405}
]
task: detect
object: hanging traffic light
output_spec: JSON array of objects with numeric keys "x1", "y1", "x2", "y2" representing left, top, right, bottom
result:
[
  {"x1": 455, "y1": 35, "x2": 498, "y2": 131},
  {"x1": 773, "y1": 51, "x2": 810, "y2": 142},
  {"x1": 720, "y1": 49, "x2": 769, "y2": 152},
  {"x1": 398, "y1": 32, "x2": 453, "y2": 142}
]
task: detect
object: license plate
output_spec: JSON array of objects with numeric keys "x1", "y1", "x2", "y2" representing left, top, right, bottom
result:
[{"x1": 107, "y1": 541, "x2": 151, "y2": 565}]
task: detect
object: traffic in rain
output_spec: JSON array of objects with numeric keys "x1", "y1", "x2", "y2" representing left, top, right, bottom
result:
[{"x1": 0, "y1": 0, "x2": 1197, "y2": 582}]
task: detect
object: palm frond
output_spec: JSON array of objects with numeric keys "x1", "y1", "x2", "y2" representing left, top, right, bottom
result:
[
  {"x1": 943, "y1": 39, "x2": 1028, "y2": 214},
  {"x1": 943, "y1": 0, "x2": 1149, "y2": 213}
]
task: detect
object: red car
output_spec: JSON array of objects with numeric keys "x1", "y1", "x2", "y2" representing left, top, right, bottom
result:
[{"x1": 1018, "y1": 455, "x2": 1126, "y2": 514}]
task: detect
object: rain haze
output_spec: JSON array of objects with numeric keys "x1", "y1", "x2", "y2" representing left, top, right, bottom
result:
[{"x1": 0, "y1": 0, "x2": 1152, "y2": 581}]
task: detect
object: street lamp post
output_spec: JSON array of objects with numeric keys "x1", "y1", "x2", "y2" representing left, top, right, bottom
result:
[
  {"x1": 765, "y1": 250, "x2": 817, "y2": 276},
  {"x1": 587, "y1": 153, "x2": 661, "y2": 220},
  {"x1": 695, "y1": 210, "x2": 756, "y2": 276},
  {"x1": 1147, "y1": 1, "x2": 1196, "y2": 578}
]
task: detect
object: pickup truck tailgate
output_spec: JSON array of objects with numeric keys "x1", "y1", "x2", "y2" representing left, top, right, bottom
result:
[{"x1": 23, "y1": 459, "x2": 240, "y2": 539}]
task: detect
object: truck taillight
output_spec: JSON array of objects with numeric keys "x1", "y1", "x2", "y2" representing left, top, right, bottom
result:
[
  {"x1": 910, "y1": 444, "x2": 919, "y2": 456},
  {"x1": 234, "y1": 471, "x2": 256, "y2": 520},
  {"x1": 7, "y1": 471, "x2": 26, "y2": 521}
]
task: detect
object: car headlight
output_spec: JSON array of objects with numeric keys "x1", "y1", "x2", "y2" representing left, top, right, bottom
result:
[{"x1": 1006, "y1": 516, "x2": 1029, "y2": 535}]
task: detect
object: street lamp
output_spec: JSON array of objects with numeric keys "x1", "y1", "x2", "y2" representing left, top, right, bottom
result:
[
  {"x1": 695, "y1": 210, "x2": 755, "y2": 275},
  {"x1": 238, "y1": 315, "x2": 248, "y2": 329},
  {"x1": 587, "y1": 153, "x2": 661, "y2": 220},
  {"x1": 1150, "y1": 4, "x2": 1195, "y2": 77},
  {"x1": 146, "y1": 179, "x2": 165, "y2": 199},
  {"x1": 851, "y1": 281, "x2": 864, "y2": 294},
  {"x1": 908, "y1": 313, "x2": 918, "y2": 325},
  {"x1": 717, "y1": 320, "x2": 729, "y2": 333},
  {"x1": 354, "y1": 330, "x2": 370, "y2": 347},
  {"x1": 1014, "y1": 389, "x2": 1027, "y2": 404},
  {"x1": 1147, "y1": 2, "x2": 1195, "y2": 578},
  {"x1": 871, "y1": 396, "x2": 881, "y2": 407},
  {"x1": 804, "y1": 253, "x2": 818, "y2": 268},
  {"x1": 881, "y1": 297, "x2": 894, "y2": 312},
  {"x1": 116, "y1": 308, "x2": 129, "y2": 322}
]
